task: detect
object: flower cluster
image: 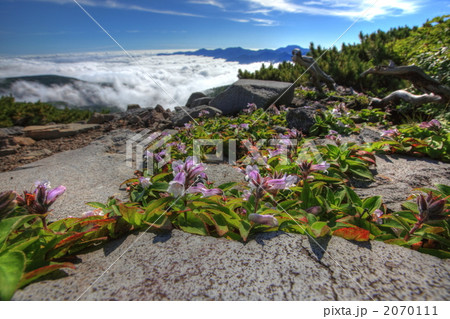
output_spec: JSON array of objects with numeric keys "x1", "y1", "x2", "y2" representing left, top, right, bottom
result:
[
  {"x1": 16, "y1": 181, "x2": 66, "y2": 229},
  {"x1": 381, "y1": 128, "x2": 400, "y2": 138},
  {"x1": 243, "y1": 103, "x2": 257, "y2": 114},
  {"x1": 167, "y1": 157, "x2": 221, "y2": 198},
  {"x1": 243, "y1": 165, "x2": 297, "y2": 200},
  {"x1": 298, "y1": 160, "x2": 330, "y2": 180},
  {"x1": 325, "y1": 130, "x2": 343, "y2": 145},
  {"x1": 419, "y1": 119, "x2": 442, "y2": 131}
]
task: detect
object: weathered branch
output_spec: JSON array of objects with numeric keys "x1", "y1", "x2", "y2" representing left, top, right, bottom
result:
[
  {"x1": 292, "y1": 48, "x2": 336, "y2": 92},
  {"x1": 370, "y1": 90, "x2": 442, "y2": 108},
  {"x1": 361, "y1": 65, "x2": 450, "y2": 102}
]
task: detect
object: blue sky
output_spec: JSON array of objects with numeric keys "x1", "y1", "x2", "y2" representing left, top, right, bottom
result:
[{"x1": 0, "y1": 0, "x2": 447, "y2": 55}]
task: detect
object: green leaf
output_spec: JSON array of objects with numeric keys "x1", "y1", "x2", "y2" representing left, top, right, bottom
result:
[
  {"x1": 401, "y1": 202, "x2": 419, "y2": 214},
  {"x1": 239, "y1": 220, "x2": 251, "y2": 242},
  {"x1": 0, "y1": 250, "x2": 26, "y2": 301},
  {"x1": 343, "y1": 186, "x2": 362, "y2": 206},
  {"x1": 0, "y1": 215, "x2": 37, "y2": 248},
  {"x1": 86, "y1": 202, "x2": 107, "y2": 209},
  {"x1": 119, "y1": 204, "x2": 143, "y2": 227},
  {"x1": 436, "y1": 184, "x2": 450, "y2": 196},
  {"x1": 310, "y1": 221, "x2": 330, "y2": 238},
  {"x1": 217, "y1": 182, "x2": 238, "y2": 191},
  {"x1": 178, "y1": 211, "x2": 208, "y2": 236},
  {"x1": 362, "y1": 196, "x2": 382, "y2": 214},
  {"x1": 348, "y1": 164, "x2": 374, "y2": 180}
]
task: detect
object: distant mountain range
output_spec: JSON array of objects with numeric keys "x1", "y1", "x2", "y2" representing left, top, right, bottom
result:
[{"x1": 158, "y1": 45, "x2": 309, "y2": 64}]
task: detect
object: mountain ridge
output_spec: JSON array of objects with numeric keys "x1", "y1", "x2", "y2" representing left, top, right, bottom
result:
[{"x1": 158, "y1": 45, "x2": 309, "y2": 63}]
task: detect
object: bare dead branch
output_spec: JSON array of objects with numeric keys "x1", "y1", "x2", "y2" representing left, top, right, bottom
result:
[
  {"x1": 292, "y1": 49, "x2": 336, "y2": 92},
  {"x1": 370, "y1": 90, "x2": 442, "y2": 108}
]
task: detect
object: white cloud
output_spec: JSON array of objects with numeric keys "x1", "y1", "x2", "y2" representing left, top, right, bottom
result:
[
  {"x1": 0, "y1": 51, "x2": 265, "y2": 110},
  {"x1": 244, "y1": 0, "x2": 423, "y2": 20},
  {"x1": 188, "y1": 0, "x2": 225, "y2": 9},
  {"x1": 25, "y1": 0, "x2": 204, "y2": 17},
  {"x1": 251, "y1": 18, "x2": 278, "y2": 26}
]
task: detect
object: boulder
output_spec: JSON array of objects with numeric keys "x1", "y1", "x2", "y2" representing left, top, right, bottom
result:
[
  {"x1": 12, "y1": 136, "x2": 36, "y2": 146},
  {"x1": 186, "y1": 92, "x2": 206, "y2": 107},
  {"x1": 210, "y1": 79, "x2": 295, "y2": 115},
  {"x1": 0, "y1": 126, "x2": 24, "y2": 136},
  {"x1": 87, "y1": 113, "x2": 118, "y2": 124},
  {"x1": 170, "y1": 105, "x2": 222, "y2": 127},
  {"x1": 286, "y1": 108, "x2": 317, "y2": 135},
  {"x1": 24, "y1": 124, "x2": 100, "y2": 140},
  {"x1": 190, "y1": 97, "x2": 213, "y2": 108},
  {"x1": 127, "y1": 104, "x2": 141, "y2": 111}
]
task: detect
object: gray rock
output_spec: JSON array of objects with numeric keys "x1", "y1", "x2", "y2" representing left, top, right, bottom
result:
[
  {"x1": 186, "y1": 92, "x2": 206, "y2": 107},
  {"x1": 12, "y1": 229, "x2": 450, "y2": 300},
  {"x1": 190, "y1": 97, "x2": 213, "y2": 108},
  {"x1": 210, "y1": 79, "x2": 295, "y2": 115},
  {"x1": 127, "y1": 104, "x2": 141, "y2": 111},
  {"x1": 170, "y1": 105, "x2": 222, "y2": 127},
  {"x1": 87, "y1": 113, "x2": 118, "y2": 124},
  {"x1": 286, "y1": 108, "x2": 317, "y2": 135},
  {"x1": 0, "y1": 126, "x2": 24, "y2": 136},
  {"x1": 352, "y1": 154, "x2": 450, "y2": 211},
  {"x1": 23, "y1": 123, "x2": 101, "y2": 140},
  {"x1": 0, "y1": 129, "x2": 135, "y2": 220}
]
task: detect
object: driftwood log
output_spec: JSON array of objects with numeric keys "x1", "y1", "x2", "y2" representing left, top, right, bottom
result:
[
  {"x1": 361, "y1": 64, "x2": 450, "y2": 107},
  {"x1": 292, "y1": 48, "x2": 336, "y2": 92}
]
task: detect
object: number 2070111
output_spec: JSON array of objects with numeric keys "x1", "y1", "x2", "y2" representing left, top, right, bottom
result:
[{"x1": 383, "y1": 306, "x2": 438, "y2": 316}]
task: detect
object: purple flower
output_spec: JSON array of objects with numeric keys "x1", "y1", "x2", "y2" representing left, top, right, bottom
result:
[
  {"x1": 167, "y1": 171, "x2": 186, "y2": 198},
  {"x1": 419, "y1": 119, "x2": 442, "y2": 130},
  {"x1": 184, "y1": 123, "x2": 193, "y2": 129},
  {"x1": 16, "y1": 181, "x2": 66, "y2": 228},
  {"x1": 198, "y1": 110, "x2": 210, "y2": 118},
  {"x1": 299, "y1": 161, "x2": 330, "y2": 180},
  {"x1": 248, "y1": 214, "x2": 278, "y2": 227},
  {"x1": 240, "y1": 123, "x2": 250, "y2": 130},
  {"x1": 244, "y1": 165, "x2": 297, "y2": 198},
  {"x1": 167, "y1": 157, "x2": 207, "y2": 197},
  {"x1": 139, "y1": 177, "x2": 152, "y2": 189},
  {"x1": 177, "y1": 143, "x2": 187, "y2": 154},
  {"x1": 372, "y1": 209, "x2": 384, "y2": 225},
  {"x1": 229, "y1": 124, "x2": 238, "y2": 129},
  {"x1": 243, "y1": 103, "x2": 257, "y2": 114},
  {"x1": 311, "y1": 161, "x2": 330, "y2": 172},
  {"x1": 82, "y1": 209, "x2": 104, "y2": 218},
  {"x1": 187, "y1": 183, "x2": 222, "y2": 198},
  {"x1": 381, "y1": 128, "x2": 400, "y2": 138}
]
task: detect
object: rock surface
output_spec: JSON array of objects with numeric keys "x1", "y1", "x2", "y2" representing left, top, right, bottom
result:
[
  {"x1": 12, "y1": 229, "x2": 450, "y2": 301},
  {"x1": 286, "y1": 107, "x2": 317, "y2": 134},
  {"x1": 210, "y1": 79, "x2": 295, "y2": 115},
  {"x1": 186, "y1": 92, "x2": 206, "y2": 107},
  {"x1": 24, "y1": 123, "x2": 101, "y2": 140}
]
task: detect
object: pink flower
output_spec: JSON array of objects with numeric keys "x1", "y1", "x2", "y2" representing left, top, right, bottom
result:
[
  {"x1": 381, "y1": 128, "x2": 400, "y2": 138},
  {"x1": 187, "y1": 183, "x2": 222, "y2": 198},
  {"x1": 248, "y1": 214, "x2": 278, "y2": 227}
]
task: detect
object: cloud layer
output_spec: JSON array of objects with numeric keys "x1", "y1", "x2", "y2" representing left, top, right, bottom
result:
[{"x1": 0, "y1": 51, "x2": 264, "y2": 110}]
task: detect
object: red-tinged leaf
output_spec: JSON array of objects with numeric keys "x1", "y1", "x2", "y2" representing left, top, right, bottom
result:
[
  {"x1": 80, "y1": 218, "x2": 116, "y2": 227},
  {"x1": 19, "y1": 262, "x2": 76, "y2": 288},
  {"x1": 54, "y1": 232, "x2": 87, "y2": 249},
  {"x1": 333, "y1": 226, "x2": 370, "y2": 241}
]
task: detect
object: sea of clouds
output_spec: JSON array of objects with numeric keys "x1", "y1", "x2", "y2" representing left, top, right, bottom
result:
[{"x1": 0, "y1": 50, "x2": 266, "y2": 110}]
